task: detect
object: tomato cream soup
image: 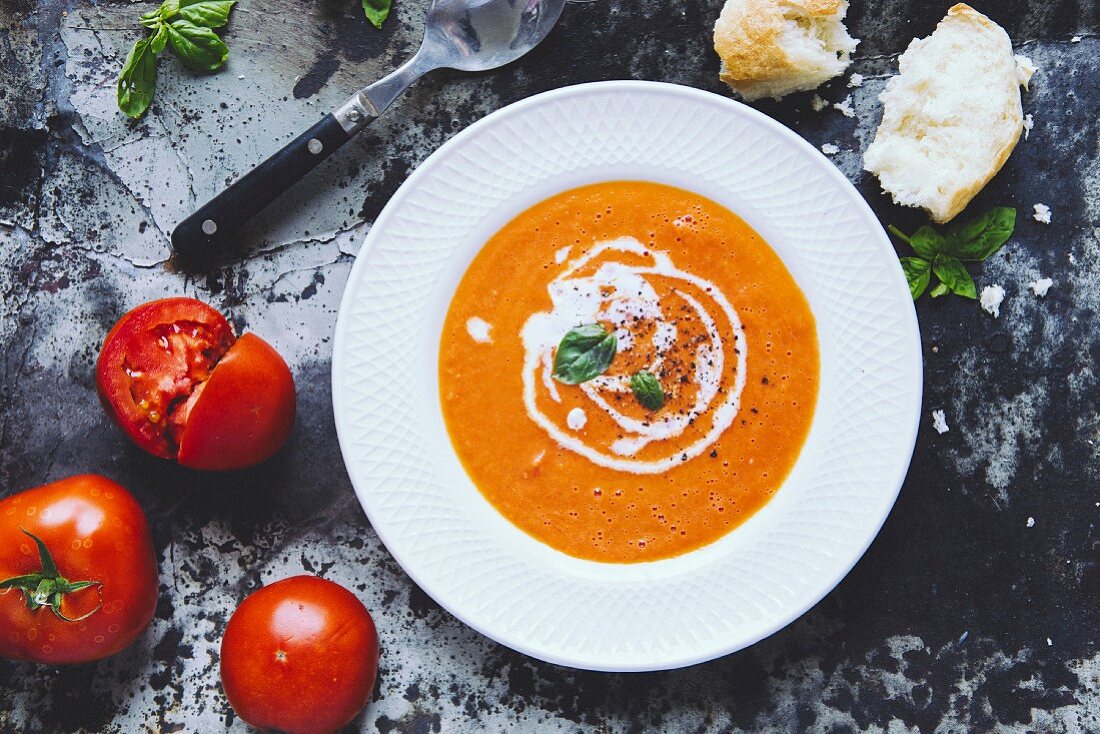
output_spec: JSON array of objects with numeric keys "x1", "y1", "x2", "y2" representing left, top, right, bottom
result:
[{"x1": 440, "y1": 181, "x2": 819, "y2": 563}]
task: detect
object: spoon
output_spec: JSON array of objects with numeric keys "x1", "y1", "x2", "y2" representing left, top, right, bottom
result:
[{"x1": 171, "y1": 0, "x2": 567, "y2": 260}]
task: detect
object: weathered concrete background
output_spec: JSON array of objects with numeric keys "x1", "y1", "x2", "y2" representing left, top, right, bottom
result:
[{"x1": 1, "y1": 0, "x2": 1098, "y2": 731}]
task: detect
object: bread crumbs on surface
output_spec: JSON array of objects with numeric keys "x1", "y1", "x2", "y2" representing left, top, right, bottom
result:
[
  {"x1": 1015, "y1": 55, "x2": 1037, "y2": 89},
  {"x1": 980, "y1": 284, "x2": 1005, "y2": 318},
  {"x1": 821, "y1": 143, "x2": 839, "y2": 155},
  {"x1": 1071, "y1": 35, "x2": 1081, "y2": 42},
  {"x1": 1026, "y1": 516, "x2": 1036, "y2": 528},
  {"x1": 1030, "y1": 277, "x2": 1053, "y2": 297},
  {"x1": 833, "y1": 96, "x2": 855, "y2": 117},
  {"x1": 848, "y1": 73, "x2": 864, "y2": 87},
  {"x1": 1033, "y1": 203, "x2": 1052, "y2": 224},
  {"x1": 810, "y1": 94, "x2": 829, "y2": 112},
  {"x1": 932, "y1": 409, "x2": 949, "y2": 434},
  {"x1": 1023, "y1": 113, "x2": 1034, "y2": 139}
]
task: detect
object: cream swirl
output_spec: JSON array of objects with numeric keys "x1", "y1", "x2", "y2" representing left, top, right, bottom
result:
[{"x1": 520, "y1": 237, "x2": 747, "y2": 474}]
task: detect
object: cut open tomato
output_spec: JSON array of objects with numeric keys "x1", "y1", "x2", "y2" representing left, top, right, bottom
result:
[{"x1": 96, "y1": 298, "x2": 296, "y2": 471}]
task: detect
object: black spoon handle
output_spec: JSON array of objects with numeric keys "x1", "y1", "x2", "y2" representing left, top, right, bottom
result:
[{"x1": 171, "y1": 113, "x2": 352, "y2": 260}]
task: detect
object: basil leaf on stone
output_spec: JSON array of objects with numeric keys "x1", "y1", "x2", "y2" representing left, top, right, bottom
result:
[
  {"x1": 117, "y1": 37, "x2": 159, "y2": 119},
  {"x1": 178, "y1": 0, "x2": 236, "y2": 28},
  {"x1": 149, "y1": 24, "x2": 169, "y2": 54},
  {"x1": 930, "y1": 282, "x2": 950, "y2": 298},
  {"x1": 908, "y1": 225, "x2": 946, "y2": 260},
  {"x1": 552, "y1": 324, "x2": 617, "y2": 385},
  {"x1": 167, "y1": 19, "x2": 229, "y2": 71},
  {"x1": 946, "y1": 207, "x2": 1016, "y2": 262},
  {"x1": 630, "y1": 370, "x2": 665, "y2": 411},
  {"x1": 932, "y1": 255, "x2": 977, "y2": 299},
  {"x1": 900, "y1": 256, "x2": 931, "y2": 300},
  {"x1": 361, "y1": 0, "x2": 391, "y2": 28}
]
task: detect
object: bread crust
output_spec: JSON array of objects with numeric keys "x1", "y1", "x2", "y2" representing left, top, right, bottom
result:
[{"x1": 713, "y1": 0, "x2": 849, "y2": 100}]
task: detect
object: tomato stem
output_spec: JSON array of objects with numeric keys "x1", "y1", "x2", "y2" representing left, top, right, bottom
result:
[{"x1": 0, "y1": 529, "x2": 103, "y2": 622}]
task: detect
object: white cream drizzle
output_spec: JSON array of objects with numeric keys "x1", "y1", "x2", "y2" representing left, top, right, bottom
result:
[
  {"x1": 520, "y1": 237, "x2": 747, "y2": 474},
  {"x1": 466, "y1": 316, "x2": 492, "y2": 343},
  {"x1": 566, "y1": 407, "x2": 587, "y2": 431}
]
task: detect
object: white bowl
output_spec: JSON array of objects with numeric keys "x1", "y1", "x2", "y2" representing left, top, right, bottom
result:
[{"x1": 332, "y1": 81, "x2": 922, "y2": 672}]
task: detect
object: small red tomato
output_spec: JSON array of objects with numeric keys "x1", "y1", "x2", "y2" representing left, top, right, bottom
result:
[
  {"x1": 220, "y1": 576, "x2": 380, "y2": 734},
  {"x1": 96, "y1": 297, "x2": 296, "y2": 471},
  {"x1": 0, "y1": 475, "x2": 158, "y2": 664}
]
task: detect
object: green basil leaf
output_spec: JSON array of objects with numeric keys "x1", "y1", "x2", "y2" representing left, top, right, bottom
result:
[
  {"x1": 909, "y1": 225, "x2": 945, "y2": 260},
  {"x1": 929, "y1": 282, "x2": 949, "y2": 298},
  {"x1": 630, "y1": 370, "x2": 665, "y2": 411},
  {"x1": 178, "y1": 0, "x2": 236, "y2": 28},
  {"x1": 900, "y1": 256, "x2": 931, "y2": 300},
  {"x1": 945, "y1": 207, "x2": 1016, "y2": 262},
  {"x1": 552, "y1": 324, "x2": 617, "y2": 385},
  {"x1": 149, "y1": 24, "x2": 168, "y2": 54},
  {"x1": 167, "y1": 19, "x2": 229, "y2": 71},
  {"x1": 117, "y1": 37, "x2": 159, "y2": 118},
  {"x1": 361, "y1": 0, "x2": 391, "y2": 29},
  {"x1": 932, "y1": 255, "x2": 977, "y2": 299}
]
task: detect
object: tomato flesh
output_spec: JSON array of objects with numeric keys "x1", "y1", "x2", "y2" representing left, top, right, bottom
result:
[
  {"x1": 97, "y1": 299, "x2": 235, "y2": 459},
  {"x1": 220, "y1": 576, "x2": 379, "y2": 734},
  {"x1": 0, "y1": 475, "x2": 158, "y2": 664},
  {"x1": 97, "y1": 298, "x2": 296, "y2": 470}
]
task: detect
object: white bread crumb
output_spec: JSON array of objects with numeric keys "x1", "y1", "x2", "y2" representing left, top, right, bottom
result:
[
  {"x1": 1027, "y1": 516, "x2": 1035, "y2": 528},
  {"x1": 862, "y1": 4, "x2": 1027, "y2": 223},
  {"x1": 1033, "y1": 203, "x2": 1052, "y2": 224},
  {"x1": 821, "y1": 142, "x2": 839, "y2": 154},
  {"x1": 980, "y1": 284, "x2": 1005, "y2": 317},
  {"x1": 713, "y1": 0, "x2": 860, "y2": 101},
  {"x1": 1023, "y1": 113, "x2": 1034, "y2": 139},
  {"x1": 811, "y1": 94, "x2": 829, "y2": 111},
  {"x1": 932, "y1": 409, "x2": 950, "y2": 434},
  {"x1": 848, "y1": 73, "x2": 864, "y2": 87},
  {"x1": 1014, "y1": 55, "x2": 1037, "y2": 90},
  {"x1": 1071, "y1": 35, "x2": 1081, "y2": 42},
  {"x1": 833, "y1": 96, "x2": 855, "y2": 117},
  {"x1": 1030, "y1": 277, "x2": 1053, "y2": 297}
]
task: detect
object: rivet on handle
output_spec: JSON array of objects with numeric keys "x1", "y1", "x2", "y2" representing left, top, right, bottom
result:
[
  {"x1": 307, "y1": 139, "x2": 323, "y2": 154},
  {"x1": 202, "y1": 219, "x2": 217, "y2": 235}
]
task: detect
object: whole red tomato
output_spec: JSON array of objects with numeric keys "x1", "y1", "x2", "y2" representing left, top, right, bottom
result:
[
  {"x1": 96, "y1": 297, "x2": 296, "y2": 471},
  {"x1": 0, "y1": 475, "x2": 158, "y2": 664},
  {"x1": 220, "y1": 575, "x2": 380, "y2": 734}
]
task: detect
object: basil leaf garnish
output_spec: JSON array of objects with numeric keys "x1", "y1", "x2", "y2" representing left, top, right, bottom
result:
[
  {"x1": 178, "y1": 0, "x2": 236, "y2": 29},
  {"x1": 630, "y1": 370, "x2": 665, "y2": 411},
  {"x1": 117, "y1": 37, "x2": 159, "y2": 119},
  {"x1": 899, "y1": 256, "x2": 930, "y2": 301},
  {"x1": 932, "y1": 255, "x2": 976, "y2": 299},
  {"x1": 908, "y1": 225, "x2": 946, "y2": 260},
  {"x1": 945, "y1": 207, "x2": 1016, "y2": 262},
  {"x1": 552, "y1": 324, "x2": 617, "y2": 385},
  {"x1": 167, "y1": 19, "x2": 230, "y2": 72},
  {"x1": 361, "y1": 0, "x2": 391, "y2": 28}
]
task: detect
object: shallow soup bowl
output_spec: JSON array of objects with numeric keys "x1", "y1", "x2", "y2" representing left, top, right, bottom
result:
[{"x1": 332, "y1": 80, "x2": 923, "y2": 672}]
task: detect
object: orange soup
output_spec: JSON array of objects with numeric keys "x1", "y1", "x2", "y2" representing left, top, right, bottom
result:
[{"x1": 439, "y1": 181, "x2": 818, "y2": 563}]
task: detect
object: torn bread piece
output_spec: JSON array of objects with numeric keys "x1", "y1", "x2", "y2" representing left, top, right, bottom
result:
[
  {"x1": 863, "y1": 4, "x2": 1034, "y2": 223},
  {"x1": 713, "y1": 0, "x2": 859, "y2": 101}
]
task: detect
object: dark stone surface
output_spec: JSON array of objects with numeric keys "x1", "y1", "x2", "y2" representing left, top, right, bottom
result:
[{"x1": 0, "y1": 0, "x2": 1098, "y2": 731}]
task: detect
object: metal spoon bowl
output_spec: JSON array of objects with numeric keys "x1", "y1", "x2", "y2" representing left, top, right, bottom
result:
[{"x1": 171, "y1": 0, "x2": 567, "y2": 260}]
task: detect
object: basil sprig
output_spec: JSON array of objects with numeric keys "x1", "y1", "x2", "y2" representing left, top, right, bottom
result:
[
  {"x1": 361, "y1": 0, "x2": 392, "y2": 28},
  {"x1": 889, "y1": 207, "x2": 1016, "y2": 301},
  {"x1": 552, "y1": 324, "x2": 617, "y2": 385},
  {"x1": 630, "y1": 370, "x2": 665, "y2": 411},
  {"x1": 118, "y1": 0, "x2": 237, "y2": 118}
]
